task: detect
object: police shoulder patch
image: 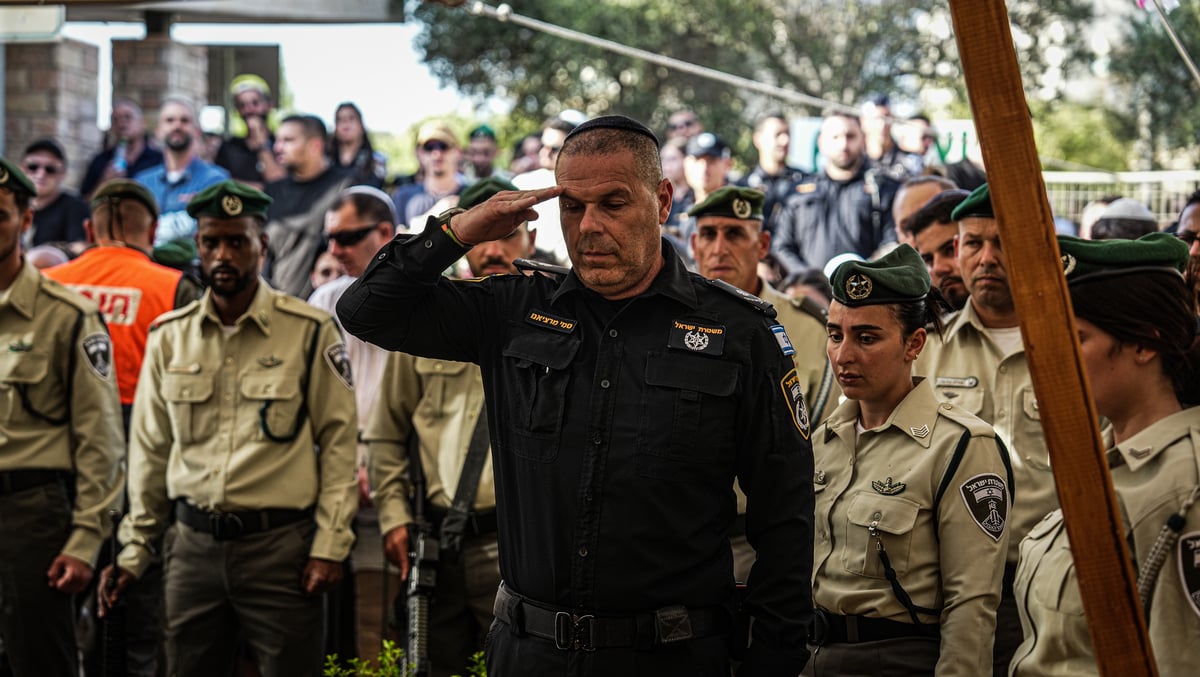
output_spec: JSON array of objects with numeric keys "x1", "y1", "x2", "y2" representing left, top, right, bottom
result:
[
  {"x1": 959, "y1": 473, "x2": 1008, "y2": 541},
  {"x1": 779, "y1": 368, "x2": 810, "y2": 440},
  {"x1": 81, "y1": 333, "x2": 113, "y2": 380},
  {"x1": 1177, "y1": 531, "x2": 1200, "y2": 619},
  {"x1": 324, "y1": 343, "x2": 354, "y2": 390}
]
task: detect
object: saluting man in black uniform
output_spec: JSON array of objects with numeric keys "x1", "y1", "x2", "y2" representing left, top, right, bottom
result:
[{"x1": 338, "y1": 115, "x2": 814, "y2": 677}]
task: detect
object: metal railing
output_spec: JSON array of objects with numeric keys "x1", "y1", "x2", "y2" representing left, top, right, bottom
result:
[{"x1": 1043, "y1": 170, "x2": 1200, "y2": 228}]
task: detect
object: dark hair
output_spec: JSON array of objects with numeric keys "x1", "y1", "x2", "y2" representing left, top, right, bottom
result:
[
  {"x1": 280, "y1": 114, "x2": 328, "y2": 145},
  {"x1": 544, "y1": 117, "x2": 578, "y2": 135},
  {"x1": 891, "y1": 288, "x2": 950, "y2": 342},
  {"x1": 905, "y1": 188, "x2": 970, "y2": 236},
  {"x1": 328, "y1": 102, "x2": 381, "y2": 182},
  {"x1": 1181, "y1": 189, "x2": 1200, "y2": 215},
  {"x1": 1, "y1": 186, "x2": 32, "y2": 212},
  {"x1": 24, "y1": 138, "x2": 67, "y2": 163},
  {"x1": 559, "y1": 126, "x2": 662, "y2": 191},
  {"x1": 821, "y1": 109, "x2": 861, "y2": 127},
  {"x1": 331, "y1": 191, "x2": 393, "y2": 225},
  {"x1": 1070, "y1": 272, "x2": 1200, "y2": 404},
  {"x1": 1090, "y1": 217, "x2": 1158, "y2": 241},
  {"x1": 757, "y1": 112, "x2": 787, "y2": 129}
]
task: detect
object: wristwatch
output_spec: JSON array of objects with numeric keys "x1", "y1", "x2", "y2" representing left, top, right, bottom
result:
[{"x1": 436, "y1": 207, "x2": 470, "y2": 248}]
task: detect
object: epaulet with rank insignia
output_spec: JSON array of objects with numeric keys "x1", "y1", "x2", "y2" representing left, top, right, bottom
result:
[
  {"x1": 149, "y1": 299, "x2": 201, "y2": 331},
  {"x1": 514, "y1": 258, "x2": 569, "y2": 279},
  {"x1": 272, "y1": 292, "x2": 329, "y2": 324},
  {"x1": 707, "y1": 278, "x2": 777, "y2": 319},
  {"x1": 789, "y1": 294, "x2": 828, "y2": 324}
]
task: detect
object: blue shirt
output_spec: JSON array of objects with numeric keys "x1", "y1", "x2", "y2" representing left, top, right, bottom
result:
[{"x1": 135, "y1": 158, "x2": 229, "y2": 245}]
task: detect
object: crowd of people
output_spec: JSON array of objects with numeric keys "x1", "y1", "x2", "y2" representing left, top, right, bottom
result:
[{"x1": 1, "y1": 70, "x2": 1200, "y2": 677}]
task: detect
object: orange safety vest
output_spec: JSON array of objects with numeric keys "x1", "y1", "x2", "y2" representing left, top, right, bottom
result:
[{"x1": 43, "y1": 246, "x2": 183, "y2": 405}]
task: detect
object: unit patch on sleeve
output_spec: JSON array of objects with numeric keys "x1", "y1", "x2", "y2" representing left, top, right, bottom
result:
[
  {"x1": 960, "y1": 473, "x2": 1008, "y2": 541},
  {"x1": 81, "y1": 333, "x2": 113, "y2": 380},
  {"x1": 324, "y1": 343, "x2": 354, "y2": 390},
  {"x1": 668, "y1": 319, "x2": 725, "y2": 356},
  {"x1": 779, "y1": 368, "x2": 810, "y2": 440},
  {"x1": 1177, "y1": 531, "x2": 1200, "y2": 619}
]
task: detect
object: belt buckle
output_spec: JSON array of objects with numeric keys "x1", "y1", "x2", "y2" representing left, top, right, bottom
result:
[
  {"x1": 209, "y1": 511, "x2": 244, "y2": 541},
  {"x1": 554, "y1": 612, "x2": 596, "y2": 652},
  {"x1": 654, "y1": 605, "x2": 693, "y2": 644}
]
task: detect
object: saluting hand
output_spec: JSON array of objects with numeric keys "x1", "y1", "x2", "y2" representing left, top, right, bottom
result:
[
  {"x1": 47, "y1": 554, "x2": 93, "y2": 594},
  {"x1": 302, "y1": 558, "x2": 344, "y2": 596},
  {"x1": 448, "y1": 186, "x2": 562, "y2": 246},
  {"x1": 96, "y1": 564, "x2": 137, "y2": 617}
]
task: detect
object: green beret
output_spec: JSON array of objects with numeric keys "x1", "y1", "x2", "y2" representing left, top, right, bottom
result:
[
  {"x1": 186, "y1": 180, "x2": 272, "y2": 219},
  {"x1": 830, "y1": 244, "x2": 931, "y2": 307},
  {"x1": 687, "y1": 186, "x2": 764, "y2": 221},
  {"x1": 951, "y1": 182, "x2": 994, "y2": 220},
  {"x1": 1058, "y1": 232, "x2": 1188, "y2": 284},
  {"x1": 459, "y1": 176, "x2": 518, "y2": 210},
  {"x1": 0, "y1": 156, "x2": 37, "y2": 198},
  {"x1": 152, "y1": 238, "x2": 198, "y2": 269},
  {"x1": 91, "y1": 179, "x2": 159, "y2": 218}
]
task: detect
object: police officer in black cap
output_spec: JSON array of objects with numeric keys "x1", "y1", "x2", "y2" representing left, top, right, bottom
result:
[{"x1": 339, "y1": 115, "x2": 814, "y2": 676}]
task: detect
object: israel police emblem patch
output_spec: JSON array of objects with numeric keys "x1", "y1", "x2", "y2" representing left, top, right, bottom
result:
[
  {"x1": 81, "y1": 333, "x2": 113, "y2": 379},
  {"x1": 1177, "y1": 532, "x2": 1200, "y2": 619},
  {"x1": 779, "y1": 368, "x2": 810, "y2": 440},
  {"x1": 324, "y1": 343, "x2": 354, "y2": 390},
  {"x1": 960, "y1": 473, "x2": 1007, "y2": 541}
]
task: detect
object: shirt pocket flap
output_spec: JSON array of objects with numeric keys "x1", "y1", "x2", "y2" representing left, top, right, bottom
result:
[
  {"x1": 502, "y1": 331, "x2": 580, "y2": 370},
  {"x1": 645, "y1": 352, "x2": 739, "y2": 396},
  {"x1": 0, "y1": 351, "x2": 48, "y2": 384},
  {"x1": 239, "y1": 373, "x2": 300, "y2": 401},
  {"x1": 163, "y1": 374, "x2": 214, "y2": 403},
  {"x1": 847, "y1": 493, "x2": 921, "y2": 535},
  {"x1": 1022, "y1": 388, "x2": 1041, "y2": 420},
  {"x1": 414, "y1": 358, "x2": 470, "y2": 376}
]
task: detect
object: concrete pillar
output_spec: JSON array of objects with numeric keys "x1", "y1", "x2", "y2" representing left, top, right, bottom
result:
[
  {"x1": 111, "y1": 36, "x2": 208, "y2": 128},
  {"x1": 4, "y1": 39, "x2": 99, "y2": 189}
]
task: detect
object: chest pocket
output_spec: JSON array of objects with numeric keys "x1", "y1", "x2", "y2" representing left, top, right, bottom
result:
[
  {"x1": 0, "y1": 351, "x2": 57, "y2": 425},
  {"x1": 1019, "y1": 387, "x2": 1052, "y2": 471},
  {"x1": 937, "y1": 386, "x2": 985, "y2": 417},
  {"x1": 414, "y1": 359, "x2": 470, "y2": 419},
  {"x1": 1027, "y1": 518, "x2": 1084, "y2": 616},
  {"x1": 843, "y1": 492, "x2": 922, "y2": 579},
  {"x1": 501, "y1": 330, "x2": 579, "y2": 461},
  {"x1": 240, "y1": 371, "x2": 304, "y2": 442},
  {"x1": 636, "y1": 351, "x2": 739, "y2": 480},
  {"x1": 163, "y1": 373, "x2": 215, "y2": 444}
]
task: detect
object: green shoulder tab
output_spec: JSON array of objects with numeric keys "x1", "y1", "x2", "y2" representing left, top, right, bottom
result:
[
  {"x1": 789, "y1": 294, "x2": 828, "y2": 325},
  {"x1": 707, "y1": 278, "x2": 777, "y2": 318},
  {"x1": 150, "y1": 299, "x2": 200, "y2": 331},
  {"x1": 272, "y1": 292, "x2": 330, "y2": 324},
  {"x1": 514, "y1": 257, "x2": 569, "y2": 279},
  {"x1": 937, "y1": 402, "x2": 997, "y2": 439}
]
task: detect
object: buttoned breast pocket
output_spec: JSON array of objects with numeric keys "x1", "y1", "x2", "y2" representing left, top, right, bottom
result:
[
  {"x1": 163, "y1": 374, "x2": 215, "y2": 444},
  {"x1": 843, "y1": 492, "x2": 922, "y2": 579},
  {"x1": 414, "y1": 359, "x2": 470, "y2": 419},
  {"x1": 240, "y1": 371, "x2": 304, "y2": 442},
  {"x1": 501, "y1": 330, "x2": 579, "y2": 461},
  {"x1": 1026, "y1": 516, "x2": 1083, "y2": 616},
  {"x1": 0, "y1": 351, "x2": 55, "y2": 424},
  {"x1": 636, "y1": 352, "x2": 740, "y2": 480}
]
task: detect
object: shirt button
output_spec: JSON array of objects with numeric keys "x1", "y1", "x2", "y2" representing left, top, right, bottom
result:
[
  {"x1": 224, "y1": 394, "x2": 232, "y2": 401},
  {"x1": 224, "y1": 357, "x2": 233, "y2": 365},
  {"x1": 585, "y1": 493, "x2": 593, "y2": 502},
  {"x1": 423, "y1": 241, "x2": 433, "y2": 249},
  {"x1": 379, "y1": 252, "x2": 389, "y2": 259},
  {"x1": 592, "y1": 434, "x2": 602, "y2": 446},
  {"x1": 999, "y1": 366, "x2": 1007, "y2": 374},
  {"x1": 578, "y1": 547, "x2": 589, "y2": 557},
  {"x1": 608, "y1": 329, "x2": 618, "y2": 338},
  {"x1": 600, "y1": 379, "x2": 610, "y2": 389}
]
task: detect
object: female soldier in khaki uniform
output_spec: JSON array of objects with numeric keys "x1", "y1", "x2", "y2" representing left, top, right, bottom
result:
[
  {"x1": 1010, "y1": 233, "x2": 1200, "y2": 676},
  {"x1": 806, "y1": 244, "x2": 1012, "y2": 675}
]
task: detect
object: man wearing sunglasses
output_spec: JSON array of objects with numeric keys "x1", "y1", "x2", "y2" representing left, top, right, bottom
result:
[
  {"x1": 23, "y1": 138, "x2": 88, "y2": 249},
  {"x1": 396, "y1": 121, "x2": 466, "y2": 231}
]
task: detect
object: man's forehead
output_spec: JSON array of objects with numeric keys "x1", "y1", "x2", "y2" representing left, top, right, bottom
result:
[
  {"x1": 914, "y1": 222, "x2": 957, "y2": 253},
  {"x1": 696, "y1": 217, "x2": 759, "y2": 232}
]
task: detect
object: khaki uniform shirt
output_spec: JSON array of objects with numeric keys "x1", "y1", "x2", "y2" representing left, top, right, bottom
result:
[
  {"x1": 364, "y1": 351, "x2": 496, "y2": 535},
  {"x1": 0, "y1": 260, "x2": 124, "y2": 564},
  {"x1": 1011, "y1": 407, "x2": 1200, "y2": 676},
  {"x1": 916, "y1": 300, "x2": 1055, "y2": 562},
  {"x1": 118, "y1": 281, "x2": 358, "y2": 577},
  {"x1": 812, "y1": 378, "x2": 1010, "y2": 675}
]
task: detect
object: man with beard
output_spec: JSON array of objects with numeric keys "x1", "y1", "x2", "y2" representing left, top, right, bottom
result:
[
  {"x1": 1174, "y1": 191, "x2": 1200, "y2": 316},
  {"x1": 735, "y1": 114, "x2": 805, "y2": 235},
  {"x1": 80, "y1": 98, "x2": 164, "y2": 199},
  {"x1": 771, "y1": 110, "x2": 899, "y2": 278},
  {"x1": 264, "y1": 114, "x2": 352, "y2": 298},
  {"x1": 902, "y1": 188, "x2": 970, "y2": 310},
  {"x1": 98, "y1": 180, "x2": 358, "y2": 677},
  {"x1": 135, "y1": 97, "x2": 229, "y2": 247},
  {"x1": 365, "y1": 176, "x2": 535, "y2": 676},
  {"x1": 914, "y1": 183, "x2": 1054, "y2": 676}
]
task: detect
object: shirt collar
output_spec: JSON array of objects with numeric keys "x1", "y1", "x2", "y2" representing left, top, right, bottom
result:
[
  {"x1": 1108, "y1": 407, "x2": 1200, "y2": 473},
  {"x1": 0, "y1": 259, "x2": 42, "y2": 320},
  {"x1": 201, "y1": 277, "x2": 273, "y2": 335},
  {"x1": 823, "y1": 377, "x2": 941, "y2": 449},
  {"x1": 550, "y1": 238, "x2": 698, "y2": 310}
]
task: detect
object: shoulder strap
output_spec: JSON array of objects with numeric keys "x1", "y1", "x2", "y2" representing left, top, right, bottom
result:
[
  {"x1": 439, "y1": 405, "x2": 491, "y2": 555},
  {"x1": 931, "y1": 429, "x2": 974, "y2": 540},
  {"x1": 18, "y1": 308, "x2": 84, "y2": 427},
  {"x1": 259, "y1": 316, "x2": 320, "y2": 443}
]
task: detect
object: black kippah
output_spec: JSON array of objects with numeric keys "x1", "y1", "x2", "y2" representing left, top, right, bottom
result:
[{"x1": 564, "y1": 115, "x2": 660, "y2": 148}]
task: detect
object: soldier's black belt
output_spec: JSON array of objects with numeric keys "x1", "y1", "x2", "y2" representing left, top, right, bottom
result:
[
  {"x1": 426, "y1": 505, "x2": 498, "y2": 538},
  {"x1": 493, "y1": 583, "x2": 727, "y2": 651},
  {"x1": 808, "y1": 610, "x2": 939, "y2": 646},
  {"x1": 0, "y1": 469, "x2": 67, "y2": 495},
  {"x1": 175, "y1": 500, "x2": 313, "y2": 541}
]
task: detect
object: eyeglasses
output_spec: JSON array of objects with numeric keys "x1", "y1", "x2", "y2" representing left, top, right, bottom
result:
[
  {"x1": 326, "y1": 223, "x2": 381, "y2": 247},
  {"x1": 24, "y1": 163, "x2": 60, "y2": 175},
  {"x1": 668, "y1": 119, "x2": 699, "y2": 131},
  {"x1": 422, "y1": 140, "x2": 450, "y2": 153},
  {"x1": 1179, "y1": 230, "x2": 1199, "y2": 247}
]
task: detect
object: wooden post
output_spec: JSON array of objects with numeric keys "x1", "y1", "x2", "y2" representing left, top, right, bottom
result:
[{"x1": 946, "y1": 1, "x2": 1158, "y2": 675}]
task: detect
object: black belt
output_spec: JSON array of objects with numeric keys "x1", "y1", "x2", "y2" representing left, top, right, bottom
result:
[
  {"x1": 0, "y1": 469, "x2": 66, "y2": 495},
  {"x1": 808, "y1": 610, "x2": 939, "y2": 645},
  {"x1": 730, "y1": 513, "x2": 747, "y2": 537},
  {"x1": 426, "y1": 505, "x2": 498, "y2": 538},
  {"x1": 493, "y1": 584, "x2": 728, "y2": 651},
  {"x1": 175, "y1": 500, "x2": 312, "y2": 541}
]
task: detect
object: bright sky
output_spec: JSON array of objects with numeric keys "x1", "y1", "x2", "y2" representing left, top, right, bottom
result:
[{"x1": 62, "y1": 21, "x2": 476, "y2": 134}]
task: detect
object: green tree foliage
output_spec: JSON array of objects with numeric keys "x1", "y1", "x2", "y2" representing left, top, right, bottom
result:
[
  {"x1": 410, "y1": 0, "x2": 1095, "y2": 145},
  {"x1": 1108, "y1": 5, "x2": 1200, "y2": 168}
]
